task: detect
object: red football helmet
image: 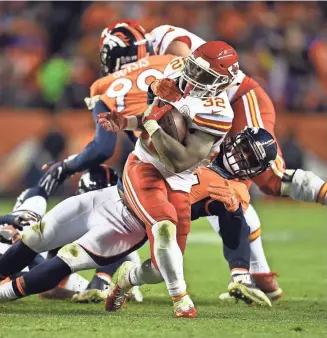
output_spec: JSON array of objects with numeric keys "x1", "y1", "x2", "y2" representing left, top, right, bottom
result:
[
  {"x1": 99, "y1": 19, "x2": 147, "y2": 50},
  {"x1": 179, "y1": 41, "x2": 239, "y2": 98}
]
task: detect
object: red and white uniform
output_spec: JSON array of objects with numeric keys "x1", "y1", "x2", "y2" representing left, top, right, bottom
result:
[
  {"x1": 123, "y1": 57, "x2": 233, "y2": 266},
  {"x1": 151, "y1": 25, "x2": 285, "y2": 196},
  {"x1": 134, "y1": 57, "x2": 234, "y2": 193},
  {"x1": 150, "y1": 25, "x2": 205, "y2": 55}
]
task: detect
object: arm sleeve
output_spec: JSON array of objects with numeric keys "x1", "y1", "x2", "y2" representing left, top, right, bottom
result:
[
  {"x1": 0, "y1": 214, "x2": 16, "y2": 226},
  {"x1": 190, "y1": 198, "x2": 245, "y2": 250},
  {"x1": 66, "y1": 100, "x2": 117, "y2": 173},
  {"x1": 208, "y1": 200, "x2": 245, "y2": 250}
]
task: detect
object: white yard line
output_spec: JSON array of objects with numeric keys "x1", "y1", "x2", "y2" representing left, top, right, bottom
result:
[{"x1": 187, "y1": 231, "x2": 295, "y2": 244}]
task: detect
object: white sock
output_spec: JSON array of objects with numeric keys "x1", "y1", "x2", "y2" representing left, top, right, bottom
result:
[
  {"x1": 125, "y1": 251, "x2": 141, "y2": 265},
  {"x1": 152, "y1": 221, "x2": 186, "y2": 297},
  {"x1": 231, "y1": 268, "x2": 249, "y2": 276},
  {"x1": 59, "y1": 273, "x2": 89, "y2": 292},
  {"x1": 0, "y1": 281, "x2": 18, "y2": 302},
  {"x1": 249, "y1": 236, "x2": 270, "y2": 273},
  {"x1": 245, "y1": 205, "x2": 270, "y2": 274},
  {"x1": 129, "y1": 259, "x2": 163, "y2": 286}
]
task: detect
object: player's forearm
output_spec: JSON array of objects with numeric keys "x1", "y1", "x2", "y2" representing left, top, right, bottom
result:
[
  {"x1": 0, "y1": 214, "x2": 16, "y2": 226},
  {"x1": 151, "y1": 129, "x2": 193, "y2": 173},
  {"x1": 66, "y1": 126, "x2": 117, "y2": 173}
]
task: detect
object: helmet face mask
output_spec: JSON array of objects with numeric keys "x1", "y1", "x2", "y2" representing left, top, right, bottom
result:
[
  {"x1": 210, "y1": 127, "x2": 278, "y2": 180},
  {"x1": 99, "y1": 45, "x2": 110, "y2": 76},
  {"x1": 179, "y1": 55, "x2": 232, "y2": 98},
  {"x1": 223, "y1": 134, "x2": 263, "y2": 179}
]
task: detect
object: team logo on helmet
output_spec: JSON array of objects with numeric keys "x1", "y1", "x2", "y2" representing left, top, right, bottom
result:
[
  {"x1": 103, "y1": 32, "x2": 130, "y2": 50},
  {"x1": 228, "y1": 62, "x2": 239, "y2": 77},
  {"x1": 217, "y1": 49, "x2": 236, "y2": 59}
]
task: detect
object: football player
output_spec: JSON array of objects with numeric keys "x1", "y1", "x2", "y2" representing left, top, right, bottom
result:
[
  {"x1": 0, "y1": 127, "x2": 277, "y2": 314},
  {"x1": 4, "y1": 23, "x2": 166, "y2": 301},
  {"x1": 97, "y1": 20, "x2": 283, "y2": 301},
  {"x1": 100, "y1": 40, "x2": 246, "y2": 318},
  {"x1": 144, "y1": 23, "x2": 327, "y2": 300}
]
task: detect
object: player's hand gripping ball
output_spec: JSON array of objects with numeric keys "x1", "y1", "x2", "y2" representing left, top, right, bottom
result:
[
  {"x1": 142, "y1": 98, "x2": 173, "y2": 124},
  {"x1": 151, "y1": 78, "x2": 182, "y2": 102},
  {"x1": 97, "y1": 110, "x2": 127, "y2": 132}
]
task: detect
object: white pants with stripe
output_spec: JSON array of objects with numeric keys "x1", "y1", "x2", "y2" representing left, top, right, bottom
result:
[{"x1": 22, "y1": 186, "x2": 146, "y2": 262}]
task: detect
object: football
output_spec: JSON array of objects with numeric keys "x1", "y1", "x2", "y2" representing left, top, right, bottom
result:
[{"x1": 157, "y1": 101, "x2": 187, "y2": 143}]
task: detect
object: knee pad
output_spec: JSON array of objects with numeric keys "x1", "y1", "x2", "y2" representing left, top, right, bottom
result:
[
  {"x1": 152, "y1": 220, "x2": 176, "y2": 249},
  {"x1": 57, "y1": 243, "x2": 98, "y2": 272},
  {"x1": 22, "y1": 220, "x2": 48, "y2": 253},
  {"x1": 244, "y1": 204, "x2": 261, "y2": 242}
]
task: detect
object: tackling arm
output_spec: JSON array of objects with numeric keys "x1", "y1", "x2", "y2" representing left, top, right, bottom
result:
[{"x1": 65, "y1": 100, "x2": 117, "y2": 173}]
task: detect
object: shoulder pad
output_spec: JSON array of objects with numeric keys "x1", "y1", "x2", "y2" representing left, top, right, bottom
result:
[{"x1": 163, "y1": 57, "x2": 186, "y2": 79}]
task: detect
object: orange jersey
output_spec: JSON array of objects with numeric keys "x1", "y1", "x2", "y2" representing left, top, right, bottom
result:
[
  {"x1": 90, "y1": 55, "x2": 175, "y2": 116},
  {"x1": 190, "y1": 167, "x2": 250, "y2": 212}
]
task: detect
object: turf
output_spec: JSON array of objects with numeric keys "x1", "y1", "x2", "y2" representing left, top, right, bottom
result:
[{"x1": 0, "y1": 200, "x2": 326, "y2": 338}]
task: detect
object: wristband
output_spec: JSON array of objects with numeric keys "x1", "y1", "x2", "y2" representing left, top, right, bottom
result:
[
  {"x1": 125, "y1": 116, "x2": 138, "y2": 130},
  {"x1": 144, "y1": 120, "x2": 161, "y2": 137}
]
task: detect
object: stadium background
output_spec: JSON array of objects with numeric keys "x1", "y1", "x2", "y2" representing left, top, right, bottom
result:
[{"x1": 0, "y1": 2, "x2": 326, "y2": 337}]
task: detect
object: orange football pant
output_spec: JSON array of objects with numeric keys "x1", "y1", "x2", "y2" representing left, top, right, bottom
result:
[
  {"x1": 123, "y1": 154, "x2": 191, "y2": 269},
  {"x1": 230, "y1": 81, "x2": 285, "y2": 196}
]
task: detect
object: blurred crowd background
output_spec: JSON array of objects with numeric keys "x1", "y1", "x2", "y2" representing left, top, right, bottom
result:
[
  {"x1": 0, "y1": 1, "x2": 326, "y2": 196},
  {"x1": 2, "y1": 1, "x2": 327, "y2": 112}
]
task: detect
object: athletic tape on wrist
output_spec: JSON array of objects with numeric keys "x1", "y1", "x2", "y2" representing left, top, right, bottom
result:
[
  {"x1": 144, "y1": 120, "x2": 161, "y2": 137},
  {"x1": 125, "y1": 116, "x2": 138, "y2": 130}
]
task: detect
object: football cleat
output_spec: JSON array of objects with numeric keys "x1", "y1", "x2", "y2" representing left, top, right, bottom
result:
[
  {"x1": 228, "y1": 273, "x2": 272, "y2": 307},
  {"x1": 39, "y1": 287, "x2": 77, "y2": 300},
  {"x1": 105, "y1": 261, "x2": 135, "y2": 312},
  {"x1": 130, "y1": 286, "x2": 143, "y2": 303},
  {"x1": 173, "y1": 294, "x2": 197, "y2": 318},
  {"x1": 252, "y1": 272, "x2": 283, "y2": 301},
  {"x1": 72, "y1": 289, "x2": 108, "y2": 303}
]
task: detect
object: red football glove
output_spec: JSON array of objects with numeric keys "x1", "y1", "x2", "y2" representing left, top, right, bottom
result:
[
  {"x1": 97, "y1": 110, "x2": 127, "y2": 132},
  {"x1": 207, "y1": 180, "x2": 240, "y2": 212},
  {"x1": 142, "y1": 99, "x2": 172, "y2": 125},
  {"x1": 151, "y1": 78, "x2": 182, "y2": 102}
]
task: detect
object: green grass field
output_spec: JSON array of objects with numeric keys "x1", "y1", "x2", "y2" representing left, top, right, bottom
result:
[{"x1": 0, "y1": 200, "x2": 326, "y2": 338}]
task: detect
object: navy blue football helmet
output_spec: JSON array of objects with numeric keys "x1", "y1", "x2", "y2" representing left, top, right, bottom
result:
[
  {"x1": 99, "y1": 25, "x2": 153, "y2": 75},
  {"x1": 211, "y1": 127, "x2": 277, "y2": 180},
  {"x1": 76, "y1": 164, "x2": 118, "y2": 195}
]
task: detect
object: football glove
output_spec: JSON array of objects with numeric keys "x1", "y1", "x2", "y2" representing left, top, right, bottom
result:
[
  {"x1": 151, "y1": 78, "x2": 182, "y2": 102},
  {"x1": 207, "y1": 180, "x2": 240, "y2": 212},
  {"x1": 38, "y1": 160, "x2": 73, "y2": 196},
  {"x1": 97, "y1": 110, "x2": 127, "y2": 132},
  {"x1": 0, "y1": 225, "x2": 21, "y2": 244},
  {"x1": 142, "y1": 98, "x2": 172, "y2": 124},
  {"x1": 1, "y1": 210, "x2": 40, "y2": 231}
]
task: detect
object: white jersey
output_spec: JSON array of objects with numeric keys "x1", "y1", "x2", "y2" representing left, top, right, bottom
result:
[
  {"x1": 150, "y1": 25, "x2": 246, "y2": 103},
  {"x1": 150, "y1": 25, "x2": 205, "y2": 55},
  {"x1": 134, "y1": 57, "x2": 234, "y2": 193}
]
